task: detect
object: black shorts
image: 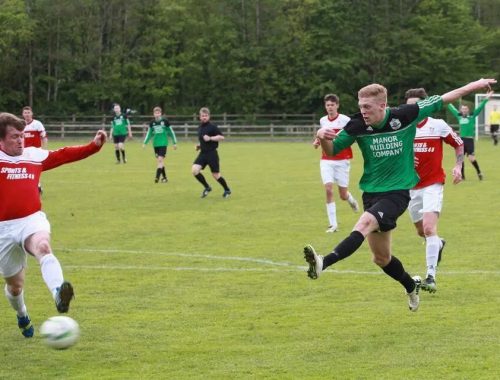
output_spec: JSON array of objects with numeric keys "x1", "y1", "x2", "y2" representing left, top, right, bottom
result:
[
  {"x1": 462, "y1": 137, "x2": 475, "y2": 156},
  {"x1": 491, "y1": 125, "x2": 499, "y2": 134},
  {"x1": 113, "y1": 135, "x2": 127, "y2": 144},
  {"x1": 362, "y1": 190, "x2": 410, "y2": 232},
  {"x1": 194, "y1": 150, "x2": 220, "y2": 173},
  {"x1": 154, "y1": 146, "x2": 167, "y2": 157}
]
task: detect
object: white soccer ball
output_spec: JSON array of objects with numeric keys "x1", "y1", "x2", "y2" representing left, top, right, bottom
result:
[{"x1": 40, "y1": 316, "x2": 80, "y2": 349}]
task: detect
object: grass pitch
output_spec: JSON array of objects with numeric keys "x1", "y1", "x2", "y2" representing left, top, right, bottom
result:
[{"x1": 1, "y1": 138, "x2": 499, "y2": 379}]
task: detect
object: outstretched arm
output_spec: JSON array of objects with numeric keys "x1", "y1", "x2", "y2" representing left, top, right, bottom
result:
[
  {"x1": 42, "y1": 130, "x2": 106, "y2": 171},
  {"x1": 441, "y1": 78, "x2": 496, "y2": 104}
]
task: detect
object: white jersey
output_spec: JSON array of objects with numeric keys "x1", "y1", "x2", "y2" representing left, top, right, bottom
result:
[
  {"x1": 23, "y1": 119, "x2": 47, "y2": 148},
  {"x1": 319, "y1": 113, "x2": 352, "y2": 160}
]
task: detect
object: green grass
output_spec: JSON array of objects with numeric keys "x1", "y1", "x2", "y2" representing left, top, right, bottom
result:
[{"x1": 1, "y1": 138, "x2": 499, "y2": 379}]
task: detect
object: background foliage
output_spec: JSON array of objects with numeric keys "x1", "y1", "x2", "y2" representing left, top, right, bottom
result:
[{"x1": 1, "y1": 0, "x2": 499, "y2": 115}]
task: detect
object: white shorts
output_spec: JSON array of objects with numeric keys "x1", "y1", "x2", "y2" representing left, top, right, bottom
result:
[
  {"x1": 0, "y1": 211, "x2": 51, "y2": 278},
  {"x1": 408, "y1": 184, "x2": 444, "y2": 223},
  {"x1": 320, "y1": 159, "x2": 350, "y2": 187}
]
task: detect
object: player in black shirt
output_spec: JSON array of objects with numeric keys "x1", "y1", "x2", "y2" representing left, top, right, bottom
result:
[{"x1": 191, "y1": 107, "x2": 231, "y2": 198}]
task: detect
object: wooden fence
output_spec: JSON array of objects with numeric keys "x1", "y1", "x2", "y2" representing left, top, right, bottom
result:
[{"x1": 44, "y1": 122, "x2": 319, "y2": 139}]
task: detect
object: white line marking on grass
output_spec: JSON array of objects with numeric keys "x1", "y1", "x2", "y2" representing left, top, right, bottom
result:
[
  {"x1": 57, "y1": 247, "x2": 500, "y2": 275},
  {"x1": 58, "y1": 247, "x2": 298, "y2": 267}
]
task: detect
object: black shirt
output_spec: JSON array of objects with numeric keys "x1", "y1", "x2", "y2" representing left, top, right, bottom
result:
[{"x1": 197, "y1": 122, "x2": 223, "y2": 153}]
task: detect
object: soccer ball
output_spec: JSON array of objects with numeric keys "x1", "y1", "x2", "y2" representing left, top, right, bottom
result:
[{"x1": 40, "y1": 316, "x2": 80, "y2": 349}]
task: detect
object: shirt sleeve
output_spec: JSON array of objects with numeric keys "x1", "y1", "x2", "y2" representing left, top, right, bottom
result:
[
  {"x1": 417, "y1": 95, "x2": 443, "y2": 122},
  {"x1": 333, "y1": 129, "x2": 356, "y2": 154},
  {"x1": 447, "y1": 103, "x2": 460, "y2": 119},
  {"x1": 143, "y1": 125, "x2": 152, "y2": 144},
  {"x1": 471, "y1": 98, "x2": 489, "y2": 118},
  {"x1": 42, "y1": 142, "x2": 102, "y2": 171},
  {"x1": 167, "y1": 126, "x2": 177, "y2": 144}
]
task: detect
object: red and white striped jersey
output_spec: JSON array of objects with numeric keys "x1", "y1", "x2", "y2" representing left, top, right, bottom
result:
[
  {"x1": 23, "y1": 119, "x2": 47, "y2": 148},
  {"x1": 319, "y1": 114, "x2": 353, "y2": 160},
  {"x1": 0, "y1": 142, "x2": 101, "y2": 221},
  {"x1": 413, "y1": 117, "x2": 463, "y2": 189}
]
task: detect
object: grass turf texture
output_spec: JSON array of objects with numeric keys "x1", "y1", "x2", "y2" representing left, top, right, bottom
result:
[{"x1": 1, "y1": 138, "x2": 499, "y2": 379}]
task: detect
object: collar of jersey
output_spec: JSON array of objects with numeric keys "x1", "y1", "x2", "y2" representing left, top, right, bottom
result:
[{"x1": 371, "y1": 108, "x2": 390, "y2": 129}]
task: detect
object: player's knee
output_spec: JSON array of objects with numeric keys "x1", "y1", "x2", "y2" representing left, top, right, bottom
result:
[
  {"x1": 372, "y1": 255, "x2": 389, "y2": 267},
  {"x1": 191, "y1": 166, "x2": 200, "y2": 175},
  {"x1": 212, "y1": 172, "x2": 220, "y2": 180},
  {"x1": 35, "y1": 239, "x2": 52, "y2": 256},
  {"x1": 339, "y1": 192, "x2": 349, "y2": 201},
  {"x1": 422, "y1": 225, "x2": 436, "y2": 237}
]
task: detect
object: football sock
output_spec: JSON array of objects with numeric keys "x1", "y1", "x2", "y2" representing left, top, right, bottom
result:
[
  {"x1": 326, "y1": 202, "x2": 337, "y2": 227},
  {"x1": 115, "y1": 150, "x2": 120, "y2": 162},
  {"x1": 39, "y1": 253, "x2": 64, "y2": 298},
  {"x1": 461, "y1": 162, "x2": 465, "y2": 179},
  {"x1": 4, "y1": 286, "x2": 27, "y2": 317},
  {"x1": 322, "y1": 231, "x2": 365, "y2": 269},
  {"x1": 195, "y1": 173, "x2": 210, "y2": 188},
  {"x1": 121, "y1": 150, "x2": 126, "y2": 161},
  {"x1": 161, "y1": 167, "x2": 167, "y2": 179},
  {"x1": 472, "y1": 160, "x2": 481, "y2": 174},
  {"x1": 382, "y1": 256, "x2": 415, "y2": 293},
  {"x1": 347, "y1": 192, "x2": 356, "y2": 207},
  {"x1": 425, "y1": 235, "x2": 440, "y2": 278},
  {"x1": 155, "y1": 168, "x2": 162, "y2": 180},
  {"x1": 217, "y1": 176, "x2": 229, "y2": 191}
]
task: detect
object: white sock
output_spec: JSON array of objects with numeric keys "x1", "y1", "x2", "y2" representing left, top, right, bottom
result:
[
  {"x1": 40, "y1": 253, "x2": 64, "y2": 298},
  {"x1": 4, "y1": 285, "x2": 28, "y2": 317},
  {"x1": 426, "y1": 235, "x2": 440, "y2": 278},
  {"x1": 347, "y1": 192, "x2": 355, "y2": 205},
  {"x1": 326, "y1": 202, "x2": 337, "y2": 227}
]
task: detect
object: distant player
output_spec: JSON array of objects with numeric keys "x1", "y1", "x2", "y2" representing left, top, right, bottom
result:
[
  {"x1": 405, "y1": 88, "x2": 464, "y2": 293},
  {"x1": 143, "y1": 106, "x2": 177, "y2": 183},
  {"x1": 313, "y1": 94, "x2": 359, "y2": 233},
  {"x1": 22, "y1": 106, "x2": 47, "y2": 194},
  {"x1": 109, "y1": 103, "x2": 132, "y2": 164},
  {"x1": 488, "y1": 105, "x2": 500, "y2": 146},
  {"x1": 0, "y1": 112, "x2": 106, "y2": 337},
  {"x1": 191, "y1": 107, "x2": 231, "y2": 198},
  {"x1": 447, "y1": 92, "x2": 492, "y2": 180}
]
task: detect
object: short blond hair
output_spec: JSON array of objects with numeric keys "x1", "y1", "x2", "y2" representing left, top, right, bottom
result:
[
  {"x1": 358, "y1": 84, "x2": 387, "y2": 103},
  {"x1": 153, "y1": 106, "x2": 162, "y2": 113},
  {"x1": 199, "y1": 107, "x2": 210, "y2": 115}
]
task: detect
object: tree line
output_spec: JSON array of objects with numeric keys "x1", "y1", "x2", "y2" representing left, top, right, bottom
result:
[{"x1": 1, "y1": 0, "x2": 499, "y2": 117}]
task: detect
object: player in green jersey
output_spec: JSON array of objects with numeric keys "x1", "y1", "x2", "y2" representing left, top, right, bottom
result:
[
  {"x1": 109, "y1": 104, "x2": 132, "y2": 164},
  {"x1": 143, "y1": 106, "x2": 177, "y2": 183},
  {"x1": 447, "y1": 92, "x2": 492, "y2": 180},
  {"x1": 303, "y1": 78, "x2": 496, "y2": 312}
]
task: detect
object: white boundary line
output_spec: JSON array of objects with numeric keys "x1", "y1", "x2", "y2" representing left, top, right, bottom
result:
[{"x1": 56, "y1": 247, "x2": 500, "y2": 275}]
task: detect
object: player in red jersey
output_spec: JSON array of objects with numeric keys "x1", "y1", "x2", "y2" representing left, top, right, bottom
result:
[
  {"x1": 22, "y1": 106, "x2": 47, "y2": 149},
  {"x1": 313, "y1": 94, "x2": 359, "y2": 233},
  {"x1": 22, "y1": 106, "x2": 48, "y2": 194},
  {"x1": 405, "y1": 88, "x2": 464, "y2": 293},
  {"x1": 0, "y1": 112, "x2": 106, "y2": 338}
]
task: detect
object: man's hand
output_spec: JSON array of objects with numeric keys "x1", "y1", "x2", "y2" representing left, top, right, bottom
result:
[
  {"x1": 312, "y1": 138, "x2": 320, "y2": 149},
  {"x1": 173, "y1": 144, "x2": 177, "y2": 150},
  {"x1": 195, "y1": 144, "x2": 200, "y2": 151},
  {"x1": 452, "y1": 164, "x2": 462, "y2": 184},
  {"x1": 316, "y1": 127, "x2": 337, "y2": 140},
  {"x1": 203, "y1": 135, "x2": 211, "y2": 142},
  {"x1": 94, "y1": 130, "x2": 107, "y2": 146}
]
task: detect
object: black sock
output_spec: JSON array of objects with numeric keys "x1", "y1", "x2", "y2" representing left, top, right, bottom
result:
[
  {"x1": 195, "y1": 173, "x2": 210, "y2": 188},
  {"x1": 155, "y1": 168, "x2": 162, "y2": 179},
  {"x1": 381, "y1": 256, "x2": 415, "y2": 293},
  {"x1": 322, "y1": 231, "x2": 365, "y2": 269},
  {"x1": 121, "y1": 150, "x2": 126, "y2": 161},
  {"x1": 461, "y1": 162, "x2": 465, "y2": 179},
  {"x1": 161, "y1": 167, "x2": 167, "y2": 179},
  {"x1": 217, "y1": 176, "x2": 230, "y2": 191},
  {"x1": 471, "y1": 160, "x2": 481, "y2": 174},
  {"x1": 115, "y1": 150, "x2": 120, "y2": 161}
]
